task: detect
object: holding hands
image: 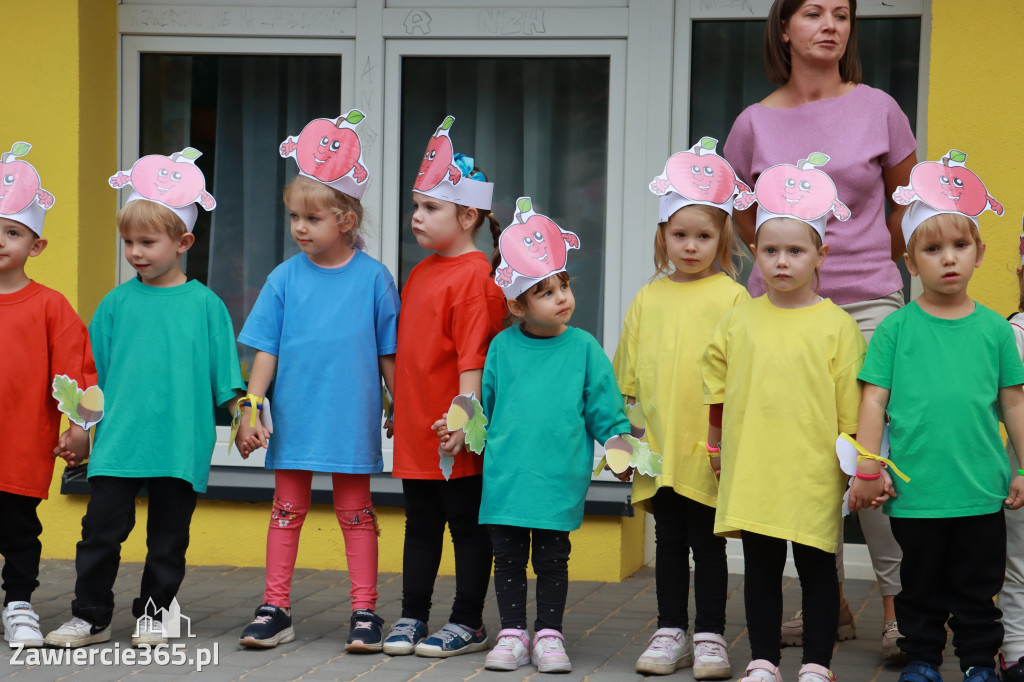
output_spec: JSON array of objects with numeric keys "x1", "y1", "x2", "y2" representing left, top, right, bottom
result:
[{"x1": 53, "y1": 424, "x2": 91, "y2": 468}]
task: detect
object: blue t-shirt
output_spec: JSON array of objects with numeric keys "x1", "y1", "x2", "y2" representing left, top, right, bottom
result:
[{"x1": 238, "y1": 251, "x2": 400, "y2": 473}]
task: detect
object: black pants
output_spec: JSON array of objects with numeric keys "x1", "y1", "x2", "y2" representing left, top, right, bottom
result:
[
  {"x1": 400, "y1": 475, "x2": 492, "y2": 628},
  {"x1": 742, "y1": 531, "x2": 838, "y2": 667},
  {"x1": 489, "y1": 525, "x2": 571, "y2": 632},
  {"x1": 72, "y1": 476, "x2": 198, "y2": 628},
  {"x1": 0, "y1": 491, "x2": 43, "y2": 605},
  {"x1": 651, "y1": 488, "x2": 728, "y2": 633},
  {"x1": 890, "y1": 512, "x2": 1005, "y2": 672}
]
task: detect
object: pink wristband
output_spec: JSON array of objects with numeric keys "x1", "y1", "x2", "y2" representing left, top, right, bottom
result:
[
  {"x1": 855, "y1": 470, "x2": 882, "y2": 481},
  {"x1": 704, "y1": 443, "x2": 720, "y2": 454}
]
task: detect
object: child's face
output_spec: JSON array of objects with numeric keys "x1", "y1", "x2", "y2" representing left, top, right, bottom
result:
[
  {"x1": 905, "y1": 220, "x2": 984, "y2": 298},
  {"x1": 121, "y1": 223, "x2": 191, "y2": 287},
  {"x1": 0, "y1": 218, "x2": 45, "y2": 275},
  {"x1": 752, "y1": 219, "x2": 826, "y2": 299},
  {"x1": 513, "y1": 277, "x2": 575, "y2": 337},
  {"x1": 663, "y1": 208, "x2": 720, "y2": 282},
  {"x1": 289, "y1": 200, "x2": 354, "y2": 267},
  {"x1": 410, "y1": 192, "x2": 470, "y2": 257}
]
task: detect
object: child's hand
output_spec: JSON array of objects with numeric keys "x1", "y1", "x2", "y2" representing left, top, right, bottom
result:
[
  {"x1": 603, "y1": 463, "x2": 633, "y2": 482},
  {"x1": 1006, "y1": 476, "x2": 1024, "y2": 510},
  {"x1": 867, "y1": 468, "x2": 897, "y2": 509},
  {"x1": 848, "y1": 475, "x2": 884, "y2": 511},
  {"x1": 432, "y1": 416, "x2": 466, "y2": 455},
  {"x1": 384, "y1": 416, "x2": 394, "y2": 439},
  {"x1": 236, "y1": 414, "x2": 270, "y2": 460},
  {"x1": 709, "y1": 455, "x2": 721, "y2": 480},
  {"x1": 53, "y1": 425, "x2": 90, "y2": 468}
]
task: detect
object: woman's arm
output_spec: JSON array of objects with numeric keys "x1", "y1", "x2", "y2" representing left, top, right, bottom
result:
[{"x1": 883, "y1": 151, "x2": 917, "y2": 262}]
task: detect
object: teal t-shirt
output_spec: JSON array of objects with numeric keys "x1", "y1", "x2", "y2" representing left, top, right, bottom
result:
[
  {"x1": 88, "y1": 278, "x2": 245, "y2": 492},
  {"x1": 479, "y1": 326, "x2": 630, "y2": 532},
  {"x1": 858, "y1": 301, "x2": 1024, "y2": 518}
]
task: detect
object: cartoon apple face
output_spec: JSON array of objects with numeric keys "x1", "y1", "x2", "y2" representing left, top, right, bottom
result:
[
  {"x1": 414, "y1": 116, "x2": 458, "y2": 191},
  {"x1": 755, "y1": 154, "x2": 842, "y2": 220},
  {"x1": 130, "y1": 155, "x2": 208, "y2": 207},
  {"x1": 295, "y1": 119, "x2": 362, "y2": 182},
  {"x1": 663, "y1": 153, "x2": 738, "y2": 204},
  {"x1": 907, "y1": 161, "x2": 990, "y2": 216},
  {"x1": 0, "y1": 142, "x2": 50, "y2": 215},
  {"x1": 497, "y1": 197, "x2": 580, "y2": 281}
]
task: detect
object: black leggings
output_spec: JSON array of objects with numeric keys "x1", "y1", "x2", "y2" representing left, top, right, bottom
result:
[
  {"x1": 400, "y1": 476, "x2": 492, "y2": 628},
  {"x1": 741, "y1": 531, "x2": 838, "y2": 667},
  {"x1": 0, "y1": 491, "x2": 43, "y2": 605},
  {"x1": 489, "y1": 525, "x2": 571, "y2": 632},
  {"x1": 651, "y1": 488, "x2": 728, "y2": 633}
]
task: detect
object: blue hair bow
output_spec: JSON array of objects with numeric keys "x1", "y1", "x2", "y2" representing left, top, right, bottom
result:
[{"x1": 453, "y1": 152, "x2": 486, "y2": 182}]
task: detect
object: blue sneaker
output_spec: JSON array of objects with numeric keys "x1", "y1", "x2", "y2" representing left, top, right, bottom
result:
[
  {"x1": 898, "y1": 660, "x2": 943, "y2": 682},
  {"x1": 414, "y1": 622, "x2": 488, "y2": 658},
  {"x1": 963, "y1": 667, "x2": 998, "y2": 681},
  {"x1": 382, "y1": 617, "x2": 427, "y2": 656},
  {"x1": 346, "y1": 609, "x2": 384, "y2": 653},
  {"x1": 239, "y1": 604, "x2": 295, "y2": 648}
]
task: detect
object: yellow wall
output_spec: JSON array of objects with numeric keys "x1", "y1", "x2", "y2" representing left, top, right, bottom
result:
[{"x1": 930, "y1": 0, "x2": 1024, "y2": 314}]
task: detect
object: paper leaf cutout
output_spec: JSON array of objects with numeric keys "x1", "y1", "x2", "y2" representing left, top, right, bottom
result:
[
  {"x1": 440, "y1": 115, "x2": 454, "y2": 131},
  {"x1": 11, "y1": 141, "x2": 31, "y2": 157},
  {"x1": 517, "y1": 197, "x2": 532, "y2": 214},
  {"x1": 626, "y1": 434, "x2": 662, "y2": 477},
  {"x1": 699, "y1": 136, "x2": 716, "y2": 150},
  {"x1": 949, "y1": 149, "x2": 967, "y2": 164},
  {"x1": 347, "y1": 110, "x2": 365, "y2": 125},
  {"x1": 439, "y1": 447, "x2": 455, "y2": 480},
  {"x1": 180, "y1": 147, "x2": 201, "y2": 161},
  {"x1": 446, "y1": 392, "x2": 488, "y2": 455},
  {"x1": 52, "y1": 375, "x2": 104, "y2": 429},
  {"x1": 806, "y1": 152, "x2": 830, "y2": 167}
]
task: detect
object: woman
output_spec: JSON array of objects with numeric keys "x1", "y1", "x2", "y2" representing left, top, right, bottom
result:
[{"x1": 723, "y1": 0, "x2": 917, "y2": 664}]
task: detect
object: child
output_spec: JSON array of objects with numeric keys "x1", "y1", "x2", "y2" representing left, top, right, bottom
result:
[
  {"x1": 850, "y1": 150, "x2": 1024, "y2": 682},
  {"x1": 703, "y1": 154, "x2": 865, "y2": 682},
  {"x1": 235, "y1": 111, "x2": 399, "y2": 651},
  {"x1": 613, "y1": 138, "x2": 748, "y2": 679},
  {"x1": 999, "y1": 228, "x2": 1024, "y2": 681},
  {"x1": 45, "y1": 147, "x2": 245, "y2": 648},
  {"x1": 470, "y1": 198, "x2": 630, "y2": 673},
  {"x1": 0, "y1": 142, "x2": 95, "y2": 647},
  {"x1": 385, "y1": 115, "x2": 505, "y2": 657}
]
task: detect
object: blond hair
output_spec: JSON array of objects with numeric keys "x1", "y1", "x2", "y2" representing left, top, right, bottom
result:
[
  {"x1": 905, "y1": 213, "x2": 983, "y2": 270},
  {"x1": 283, "y1": 175, "x2": 364, "y2": 245},
  {"x1": 116, "y1": 200, "x2": 187, "y2": 240},
  {"x1": 653, "y1": 204, "x2": 741, "y2": 281}
]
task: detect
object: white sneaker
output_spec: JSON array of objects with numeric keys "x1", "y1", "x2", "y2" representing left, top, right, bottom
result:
[
  {"x1": 132, "y1": 618, "x2": 167, "y2": 647},
  {"x1": 693, "y1": 632, "x2": 732, "y2": 679},
  {"x1": 797, "y1": 663, "x2": 836, "y2": 681},
  {"x1": 636, "y1": 627, "x2": 693, "y2": 675},
  {"x1": 44, "y1": 616, "x2": 111, "y2": 648},
  {"x1": 485, "y1": 628, "x2": 530, "y2": 671},
  {"x1": 531, "y1": 628, "x2": 571, "y2": 673},
  {"x1": 740, "y1": 659, "x2": 783, "y2": 682},
  {"x1": 3, "y1": 602, "x2": 43, "y2": 648}
]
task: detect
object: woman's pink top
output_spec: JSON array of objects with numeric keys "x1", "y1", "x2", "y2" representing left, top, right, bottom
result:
[{"x1": 724, "y1": 84, "x2": 917, "y2": 304}]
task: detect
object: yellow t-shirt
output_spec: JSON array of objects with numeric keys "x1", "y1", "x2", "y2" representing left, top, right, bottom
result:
[
  {"x1": 613, "y1": 273, "x2": 749, "y2": 511},
  {"x1": 701, "y1": 296, "x2": 865, "y2": 553}
]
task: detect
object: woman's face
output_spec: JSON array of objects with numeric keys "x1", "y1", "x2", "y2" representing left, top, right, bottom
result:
[{"x1": 782, "y1": 1, "x2": 852, "y2": 68}]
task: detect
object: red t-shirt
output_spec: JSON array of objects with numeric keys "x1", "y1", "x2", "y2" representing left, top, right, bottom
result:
[
  {"x1": 1, "y1": 282, "x2": 97, "y2": 498},
  {"x1": 393, "y1": 252, "x2": 506, "y2": 479}
]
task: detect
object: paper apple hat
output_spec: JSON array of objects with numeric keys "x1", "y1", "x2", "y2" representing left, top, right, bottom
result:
[
  {"x1": 892, "y1": 149, "x2": 1004, "y2": 244},
  {"x1": 734, "y1": 152, "x2": 851, "y2": 241},
  {"x1": 109, "y1": 148, "x2": 216, "y2": 233},
  {"x1": 280, "y1": 110, "x2": 369, "y2": 200},
  {"x1": 412, "y1": 115, "x2": 493, "y2": 210},
  {"x1": 650, "y1": 137, "x2": 750, "y2": 221},
  {"x1": 494, "y1": 197, "x2": 580, "y2": 300},
  {"x1": 0, "y1": 142, "x2": 55, "y2": 237}
]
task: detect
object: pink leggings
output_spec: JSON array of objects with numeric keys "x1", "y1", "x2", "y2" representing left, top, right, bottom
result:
[{"x1": 264, "y1": 470, "x2": 378, "y2": 610}]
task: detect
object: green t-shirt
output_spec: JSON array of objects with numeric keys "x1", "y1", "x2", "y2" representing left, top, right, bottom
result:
[
  {"x1": 88, "y1": 279, "x2": 245, "y2": 493},
  {"x1": 480, "y1": 326, "x2": 630, "y2": 532},
  {"x1": 858, "y1": 301, "x2": 1024, "y2": 518}
]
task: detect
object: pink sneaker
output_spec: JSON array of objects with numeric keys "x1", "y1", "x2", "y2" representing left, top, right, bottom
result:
[
  {"x1": 485, "y1": 628, "x2": 530, "y2": 671},
  {"x1": 693, "y1": 632, "x2": 731, "y2": 679},
  {"x1": 740, "y1": 659, "x2": 783, "y2": 682},
  {"x1": 797, "y1": 663, "x2": 836, "y2": 681},
  {"x1": 531, "y1": 628, "x2": 571, "y2": 673}
]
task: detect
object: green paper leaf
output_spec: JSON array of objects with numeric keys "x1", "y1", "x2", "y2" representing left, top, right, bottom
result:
[
  {"x1": 461, "y1": 395, "x2": 489, "y2": 454},
  {"x1": 439, "y1": 449, "x2": 454, "y2": 480},
  {"x1": 181, "y1": 147, "x2": 202, "y2": 160},
  {"x1": 11, "y1": 142, "x2": 30, "y2": 157},
  {"x1": 346, "y1": 110, "x2": 365, "y2": 125},
  {"x1": 949, "y1": 150, "x2": 967, "y2": 163},
  {"x1": 624, "y1": 434, "x2": 663, "y2": 477},
  {"x1": 806, "y1": 152, "x2": 830, "y2": 167},
  {"x1": 441, "y1": 116, "x2": 455, "y2": 131},
  {"x1": 52, "y1": 375, "x2": 83, "y2": 418},
  {"x1": 699, "y1": 136, "x2": 717, "y2": 150},
  {"x1": 517, "y1": 197, "x2": 532, "y2": 215}
]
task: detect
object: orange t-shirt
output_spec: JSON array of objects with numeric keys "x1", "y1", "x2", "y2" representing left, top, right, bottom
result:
[
  {"x1": 392, "y1": 252, "x2": 506, "y2": 479},
  {"x1": 1, "y1": 282, "x2": 97, "y2": 499}
]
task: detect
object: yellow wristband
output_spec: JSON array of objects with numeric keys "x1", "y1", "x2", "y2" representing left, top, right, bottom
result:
[{"x1": 838, "y1": 432, "x2": 910, "y2": 483}]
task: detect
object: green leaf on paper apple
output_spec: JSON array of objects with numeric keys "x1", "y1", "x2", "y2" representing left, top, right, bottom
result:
[
  {"x1": 807, "y1": 152, "x2": 830, "y2": 167},
  {"x1": 11, "y1": 142, "x2": 31, "y2": 157},
  {"x1": 181, "y1": 147, "x2": 202, "y2": 160},
  {"x1": 346, "y1": 110, "x2": 365, "y2": 125},
  {"x1": 441, "y1": 116, "x2": 455, "y2": 131},
  {"x1": 949, "y1": 150, "x2": 967, "y2": 163},
  {"x1": 517, "y1": 197, "x2": 532, "y2": 216},
  {"x1": 700, "y1": 137, "x2": 716, "y2": 150}
]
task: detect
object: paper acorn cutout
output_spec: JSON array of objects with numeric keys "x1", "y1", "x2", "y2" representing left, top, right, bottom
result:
[
  {"x1": 893, "y1": 149, "x2": 1003, "y2": 243},
  {"x1": 52, "y1": 375, "x2": 104, "y2": 430},
  {"x1": 734, "y1": 152, "x2": 850, "y2": 240},
  {"x1": 494, "y1": 197, "x2": 580, "y2": 300},
  {"x1": 0, "y1": 142, "x2": 55, "y2": 236},
  {"x1": 650, "y1": 137, "x2": 750, "y2": 221},
  {"x1": 412, "y1": 115, "x2": 493, "y2": 210},
  {"x1": 280, "y1": 110, "x2": 369, "y2": 200}
]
